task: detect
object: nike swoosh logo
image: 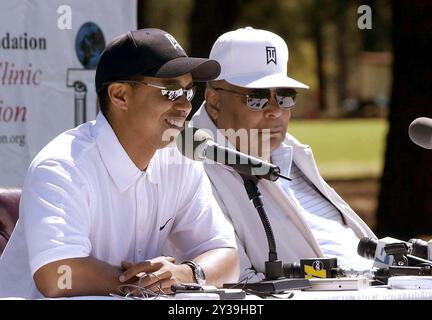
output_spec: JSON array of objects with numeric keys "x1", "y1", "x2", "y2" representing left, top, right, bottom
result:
[{"x1": 159, "y1": 217, "x2": 173, "y2": 231}]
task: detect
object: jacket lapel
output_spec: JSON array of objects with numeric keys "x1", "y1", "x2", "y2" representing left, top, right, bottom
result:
[{"x1": 286, "y1": 135, "x2": 376, "y2": 239}]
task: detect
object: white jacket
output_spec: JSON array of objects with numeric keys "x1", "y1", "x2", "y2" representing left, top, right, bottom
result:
[{"x1": 191, "y1": 103, "x2": 376, "y2": 281}]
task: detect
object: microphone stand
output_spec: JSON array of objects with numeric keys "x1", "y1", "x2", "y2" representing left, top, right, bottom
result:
[
  {"x1": 231, "y1": 174, "x2": 311, "y2": 293},
  {"x1": 242, "y1": 175, "x2": 279, "y2": 277}
]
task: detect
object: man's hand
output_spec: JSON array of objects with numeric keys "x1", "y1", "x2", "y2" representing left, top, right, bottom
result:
[
  {"x1": 33, "y1": 249, "x2": 238, "y2": 298},
  {"x1": 119, "y1": 256, "x2": 193, "y2": 293}
]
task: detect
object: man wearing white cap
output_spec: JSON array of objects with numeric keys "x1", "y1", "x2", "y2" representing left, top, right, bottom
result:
[{"x1": 191, "y1": 27, "x2": 376, "y2": 282}]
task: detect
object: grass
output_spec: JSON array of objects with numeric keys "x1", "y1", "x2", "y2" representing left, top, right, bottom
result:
[{"x1": 288, "y1": 119, "x2": 388, "y2": 180}]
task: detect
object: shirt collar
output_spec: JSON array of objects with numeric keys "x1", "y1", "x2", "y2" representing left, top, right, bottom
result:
[
  {"x1": 271, "y1": 142, "x2": 294, "y2": 179},
  {"x1": 91, "y1": 112, "x2": 158, "y2": 192}
]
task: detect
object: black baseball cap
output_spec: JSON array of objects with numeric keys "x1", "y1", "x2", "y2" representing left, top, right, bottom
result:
[{"x1": 95, "y1": 28, "x2": 221, "y2": 92}]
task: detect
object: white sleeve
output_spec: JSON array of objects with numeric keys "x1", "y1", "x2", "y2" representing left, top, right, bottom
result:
[
  {"x1": 235, "y1": 234, "x2": 265, "y2": 283},
  {"x1": 21, "y1": 159, "x2": 92, "y2": 276},
  {"x1": 168, "y1": 162, "x2": 237, "y2": 259}
]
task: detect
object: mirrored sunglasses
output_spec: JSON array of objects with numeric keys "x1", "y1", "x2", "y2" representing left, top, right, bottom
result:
[
  {"x1": 212, "y1": 87, "x2": 297, "y2": 111},
  {"x1": 110, "y1": 80, "x2": 196, "y2": 102}
]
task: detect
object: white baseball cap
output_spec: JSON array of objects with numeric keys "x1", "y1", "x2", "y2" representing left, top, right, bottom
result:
[{"x1": 210, "y1": 27, "x2": 309, "y2": 89}]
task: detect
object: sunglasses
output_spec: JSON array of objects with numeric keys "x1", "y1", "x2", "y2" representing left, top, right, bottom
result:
[
  {"x1": 212, "y1": 87, "x2": 297, "y2": 111},
  {"x1": 113, "y1": 80, "x2": 196, "y2": 102}
]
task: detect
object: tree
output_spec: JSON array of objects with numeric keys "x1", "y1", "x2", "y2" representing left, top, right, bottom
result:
[
  {"x1": 308, "y1": 0, "x2": 352, "y2": 114},
  {"x1": 310, "y1": 0, "x2": 330, "y2": 112},
  {"x1": 376, "y1": 1, "x2": 432, "y2": 240},
  {"x1": 137, "y1": 0, "x2": 149, "y2": 28},
  {"x1": 359, "y1": 0, "x2": 392, "y2": 52},
  {"x1": 188, "y1": 0, "x2": 244, "y2": 115}
]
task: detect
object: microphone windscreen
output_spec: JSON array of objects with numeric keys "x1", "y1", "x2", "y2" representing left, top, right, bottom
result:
[
  {"x1": 175, "y1": 126, "x2": 213, "y2": 160},
  {"x1": 357, "y1": 237, "x2": 377, "y2": 260},
  {"x1": 409, "y1": 117, "x2": 432, "y2": 149}
]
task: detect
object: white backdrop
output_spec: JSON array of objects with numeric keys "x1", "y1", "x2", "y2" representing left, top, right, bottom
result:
[{"x1": 0, "y1": 0, "x2": 136, "y2": 187}]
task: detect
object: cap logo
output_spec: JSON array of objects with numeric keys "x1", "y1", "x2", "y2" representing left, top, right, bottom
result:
[
  {"x1": 266, "y1": 46, "x2": 277, "y2": 65},
  {"x1": 165, "y1": 33, "x2": 183, "y2": 51}
]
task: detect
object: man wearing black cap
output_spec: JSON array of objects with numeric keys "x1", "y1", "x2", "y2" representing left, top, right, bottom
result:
[{"x1": 0, "y1": 29, "x2": 239, "y2": 299}]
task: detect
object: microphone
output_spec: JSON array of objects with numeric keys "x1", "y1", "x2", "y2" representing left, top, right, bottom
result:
[
  {"x1": 408, "y1": 238, "x2": 432, "y2": 261},
  {"x1": 357, "y1": 237, "x2": 432, "y2": 268},
  {"x1": 176, "y1": 126, "x2": 291, "y2": 182},
  {"x1": 283, "y1": 258, "x2": 339, "y2": 279},
  {"x1": 408, "y1": 117, "x2": 432, "y2": 149}
]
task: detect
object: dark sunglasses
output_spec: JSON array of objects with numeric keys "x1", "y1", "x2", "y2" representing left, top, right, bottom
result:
[
  {"x1": 212, "y1": 87, "x2": 297, "y2": 111},
  {"x1": 110, "y1": 80, "x2": 196, "y2": 102}
]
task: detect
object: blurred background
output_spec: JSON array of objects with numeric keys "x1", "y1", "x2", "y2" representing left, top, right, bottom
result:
[{"x1": 136, "y1": 0, "x2": 432, "y2": 239}]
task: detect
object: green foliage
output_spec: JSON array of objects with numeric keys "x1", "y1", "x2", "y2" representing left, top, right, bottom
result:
[
  {"x1": 138, "y1": 0, "x2": 392, "y2": 115},
  {"x1": 141, "y1": 0, "x2": 194, "y2": 51}
]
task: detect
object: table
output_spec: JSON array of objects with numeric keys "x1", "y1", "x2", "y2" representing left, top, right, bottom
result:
[
  {"x1": 289, "y1": 287, "x2": 432, "y2": 300},
  {"x1": 56, "y1": 286, "x2": 432, "y2": 300}
]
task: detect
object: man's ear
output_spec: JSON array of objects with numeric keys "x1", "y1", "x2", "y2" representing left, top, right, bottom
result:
[
  {"x1": 107, "y1": 83, "x2": 129, "y2": 111},
  {"x1": 204, "y1": 87, "x2": 220, "y2": 123}
]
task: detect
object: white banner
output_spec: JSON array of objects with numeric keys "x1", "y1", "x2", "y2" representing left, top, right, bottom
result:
[{"x1": 0, "y1": 0, "x2": 137, "y2": 187}]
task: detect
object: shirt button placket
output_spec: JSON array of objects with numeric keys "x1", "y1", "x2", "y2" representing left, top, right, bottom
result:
[{"x1": 135, "y1": 173, "x2": 145, "y2": 261}]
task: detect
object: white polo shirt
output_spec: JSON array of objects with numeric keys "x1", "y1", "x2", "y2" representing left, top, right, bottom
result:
[{"x1": 0, "y1": 112, "x2": 236, "y2": 299}]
